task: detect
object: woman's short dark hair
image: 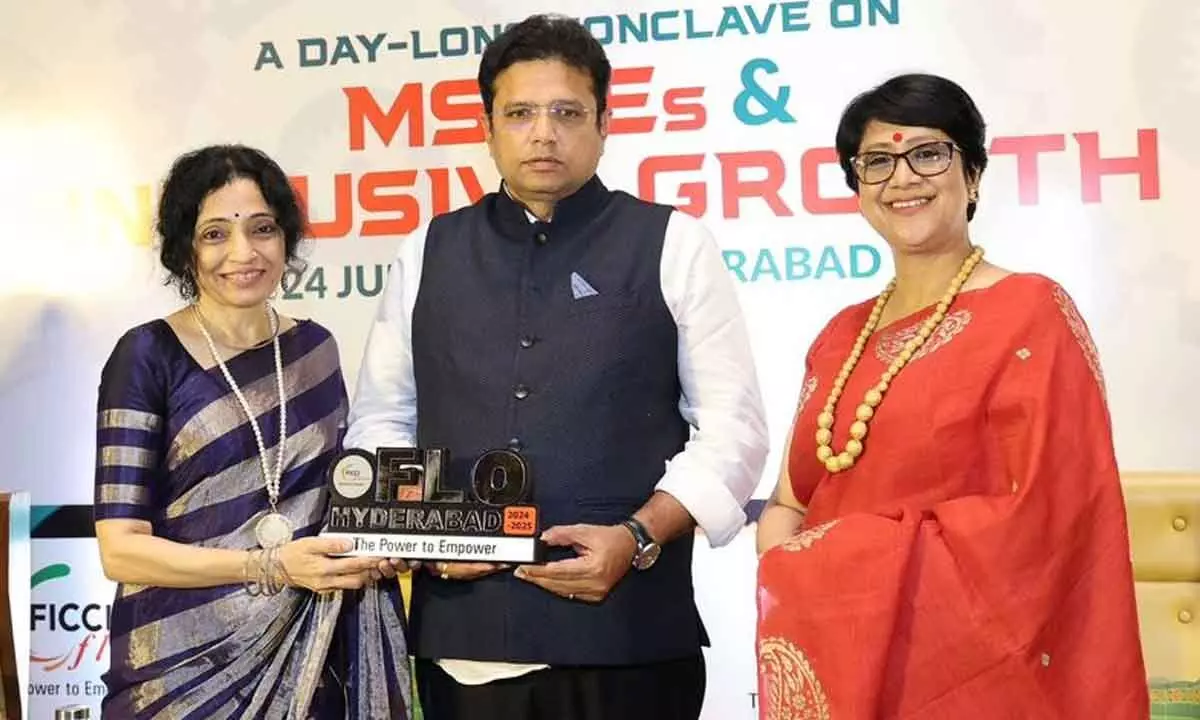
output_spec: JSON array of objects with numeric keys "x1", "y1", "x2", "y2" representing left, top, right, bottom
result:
[
  {"x1": 156, "y1": 144, "x2": 307, "y2": 300},
  {"x1": 477, "y1": 13, "x2": 611, "y2": 124},
  {"x1": 835, "y1": 73, "x2": 988, "y2": 221}
]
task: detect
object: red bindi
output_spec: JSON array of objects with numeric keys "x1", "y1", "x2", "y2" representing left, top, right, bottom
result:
[{"x1": 892, "y1": 132, "x2": 904, "y2": 142}]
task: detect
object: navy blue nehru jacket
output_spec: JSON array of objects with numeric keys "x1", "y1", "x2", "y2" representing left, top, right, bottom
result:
[{"x1": 344, "y1": 175, "x2": 769, "y2": 666}]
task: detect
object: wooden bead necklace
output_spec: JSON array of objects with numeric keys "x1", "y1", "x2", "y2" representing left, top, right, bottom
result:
[{"x1": 815, "y1": 245, "x2": 985, "y2": 473}]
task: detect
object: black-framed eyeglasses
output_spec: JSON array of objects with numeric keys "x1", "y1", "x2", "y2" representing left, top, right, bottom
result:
[{"x1": 851, "y1": 141, "x2": 959, "y2": 185}]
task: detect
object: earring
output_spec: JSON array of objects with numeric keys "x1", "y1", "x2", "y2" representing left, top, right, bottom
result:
[{"x1": 968, "y1": 187, "x2": 979, "y2": 202}]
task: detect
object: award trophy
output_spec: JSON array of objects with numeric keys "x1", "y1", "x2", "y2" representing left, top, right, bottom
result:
[{"x1": 320, "y1": 446, "x2": 545, "y2": 563}]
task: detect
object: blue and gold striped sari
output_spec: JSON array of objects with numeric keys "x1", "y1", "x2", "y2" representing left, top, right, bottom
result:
[{"x1": 94, "y1": 318, "x2": 410, "y2": 719}]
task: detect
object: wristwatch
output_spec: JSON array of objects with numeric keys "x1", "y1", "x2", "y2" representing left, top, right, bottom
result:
[{"x1": 621, "y1": 518, "x2": 661, "y2": 570}]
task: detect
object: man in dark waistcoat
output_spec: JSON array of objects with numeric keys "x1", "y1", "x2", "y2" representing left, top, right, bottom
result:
[{"x1": 345, "y1": 13, "x2": 768, "y2": 720}]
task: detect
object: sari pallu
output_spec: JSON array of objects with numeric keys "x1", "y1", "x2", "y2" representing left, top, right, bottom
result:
[
  {"x1": 757, "y1": 275, "x2": 1148, "y2": 719},
  {"x1": 94, "y1": 319, "x2": 411, "y2": 719}
]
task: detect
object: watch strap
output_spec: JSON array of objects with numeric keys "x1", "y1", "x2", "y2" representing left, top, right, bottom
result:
[{"x1": 623, "y1": 518, "x2": 653, "y2": 550}]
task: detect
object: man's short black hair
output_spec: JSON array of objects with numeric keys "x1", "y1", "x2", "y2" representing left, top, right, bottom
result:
[{"x1": 478, "y1": 14, "x2": 611, "y2": 124}]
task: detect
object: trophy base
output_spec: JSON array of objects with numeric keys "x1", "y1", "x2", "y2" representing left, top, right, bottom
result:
[{"x1": 321, "y1": 531, "x2": 545, "y2": 563}]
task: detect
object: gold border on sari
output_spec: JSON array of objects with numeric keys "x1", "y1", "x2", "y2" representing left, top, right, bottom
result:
[
  {"x1": 759, "y1": 636, "x2": 831, "y2": 720},
  {"x1": 99, "y1": 446, "x2": 157, "y2": 469},
  {"x1": 167, "y1": 337, "x2": 340, "y2": 471},
  {"x1": 99, "y1": 408, "x2": 163, "y2": 433},
  {"x1": 97, "y1": 483, "x2": 150, "y2": 506}
]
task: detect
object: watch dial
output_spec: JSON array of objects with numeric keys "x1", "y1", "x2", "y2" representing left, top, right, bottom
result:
[{"x1": 636, "y1": 544, "x2": 662, "y2": 570}]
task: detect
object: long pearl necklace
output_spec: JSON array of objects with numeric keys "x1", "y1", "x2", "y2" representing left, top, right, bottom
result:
[
  {"x1": 816, "y1": 246, "x2": 984, "y2": 473},
  {"x1": 192, "y1": 304, "x2": 293, "y2": 548}
]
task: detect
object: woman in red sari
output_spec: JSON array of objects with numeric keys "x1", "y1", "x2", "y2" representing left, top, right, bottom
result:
[{"x1": 755, "y1": 73, "x2": 1148, "y2": 719}]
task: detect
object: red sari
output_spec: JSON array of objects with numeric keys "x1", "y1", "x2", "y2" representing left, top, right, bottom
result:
[{"x1": 756, "y1": 274, "x2": 1148, "y2": 719}]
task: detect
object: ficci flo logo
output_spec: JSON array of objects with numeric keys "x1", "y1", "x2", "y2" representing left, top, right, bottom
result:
[{"x1": 30, "y1": 563, "x2": 111, "y2": 672}]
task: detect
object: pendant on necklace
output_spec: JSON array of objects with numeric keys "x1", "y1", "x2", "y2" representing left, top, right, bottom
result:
[{"x1": 255, "y1": 512, "x2": 294, "y2": 548}]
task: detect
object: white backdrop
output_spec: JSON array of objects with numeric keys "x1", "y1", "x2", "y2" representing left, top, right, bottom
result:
[{"x1": 2, "y1": 1, "x2": 1197, "y2": 717}]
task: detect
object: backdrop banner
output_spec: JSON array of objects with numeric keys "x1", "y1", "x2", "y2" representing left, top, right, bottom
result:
[{"x1": 2, "y1": 1, "x2": 1194, "y2": 716}]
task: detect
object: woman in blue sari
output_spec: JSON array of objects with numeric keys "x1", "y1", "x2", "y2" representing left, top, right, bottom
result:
[{"x1": 92, "y1": 144, "x2": 412, "y2": 718}]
